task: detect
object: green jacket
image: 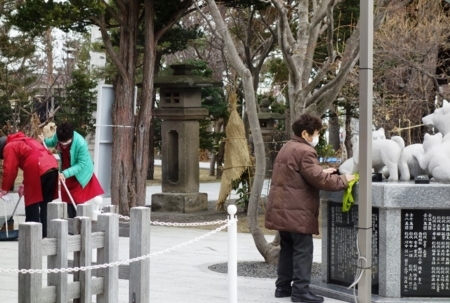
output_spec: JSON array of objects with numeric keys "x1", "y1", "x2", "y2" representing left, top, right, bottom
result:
[{"x1": 44, "y1": 131, "x2": 94, "y2": 188}]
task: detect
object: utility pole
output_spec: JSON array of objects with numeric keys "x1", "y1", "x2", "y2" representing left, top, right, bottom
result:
[{"x1": 358, "y1": 0, "x2": 373, "y2": 302}]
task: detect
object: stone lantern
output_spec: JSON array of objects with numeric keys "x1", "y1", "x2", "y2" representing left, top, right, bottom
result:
[
  {"x1": 257, "y1": 98, "x2": 284, "y2": 134},
  {"x1": 152, "y1": 64, "x2": 222, "y2": 212},
  {"x1": 257, "y1": 98, "x2": 285, "y2": 177}
]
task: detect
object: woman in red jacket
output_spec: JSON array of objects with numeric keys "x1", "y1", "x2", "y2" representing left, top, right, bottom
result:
[{"x1": 0, "y1": 132, "x2": 58, "y2": 237}]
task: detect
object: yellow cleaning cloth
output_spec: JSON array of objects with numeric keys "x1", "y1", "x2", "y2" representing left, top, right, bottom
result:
[{"x1": 342, "y1": 173, "x2": 359, "y2": 212}]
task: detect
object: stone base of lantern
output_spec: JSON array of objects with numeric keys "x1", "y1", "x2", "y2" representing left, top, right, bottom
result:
[{"x1": 151, "y1": 192, "x2": 208, "y2": 213}]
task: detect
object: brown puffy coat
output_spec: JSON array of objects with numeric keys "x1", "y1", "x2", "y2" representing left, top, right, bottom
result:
[{"x1": 265, "y1": 135, "x2": 348, "y2": 235}]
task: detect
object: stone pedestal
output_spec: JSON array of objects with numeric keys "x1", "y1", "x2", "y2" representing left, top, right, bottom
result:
[
  {"x1": 317, "y1": 182, "x2": 450, "y2": 303},
  {"x1": 151, "y1": 193, "x2": 208, "y2": 213}
]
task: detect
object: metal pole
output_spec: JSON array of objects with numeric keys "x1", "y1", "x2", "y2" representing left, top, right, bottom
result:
[
  {"x1": 227, "y1": 205, "x2": 238, "y2": 303},
  {"x1": 358, "y1": 0, "x2": 373, "y2": 302}
]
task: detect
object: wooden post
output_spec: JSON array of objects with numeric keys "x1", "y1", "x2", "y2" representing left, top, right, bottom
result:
[
  {"x1": 19, "y1": 222, "x2": 42, "y2": 303},
  {"x1": 47, "y1": 202, "x2": 67, "y2": 228},
  {"x1": 47, "y1": 219, "x2": 68, "y2": 302},
  {"x1": 72, "y1": 216, "x2": 92, "y2": 303},
  {"x1": 77, "y1": 204, "x2": 93, "y2": 219},
  {"x1": 96, "y1": 213, "x2": 119, "y2": 303},
  {"x1": 129, "y1": 207, "x2": 151, "y2": 303},
  {"x1": 102, "y1": 205, "x2": 118, "y2": 214}
]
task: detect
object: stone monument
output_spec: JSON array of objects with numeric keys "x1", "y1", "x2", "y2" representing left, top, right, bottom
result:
[
  {"x1": 152, "y1": 64, "x2": 222, "y2": 212},
  {"x1": 321, "y1": 102, "x2": 450, "y2": 301},
  {"x1": 318, "y1": 183, "x2": 450, "y2": 303}
]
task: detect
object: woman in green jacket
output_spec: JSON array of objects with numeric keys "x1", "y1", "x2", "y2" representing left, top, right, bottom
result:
[{"x1": 40, "y1": 122, "x2": 104, "y2": 218}]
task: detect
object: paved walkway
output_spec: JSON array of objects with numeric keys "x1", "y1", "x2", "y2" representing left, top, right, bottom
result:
[
  {"x1": 0, "y1": 219, "x2": 346, "y2": 303},
  {"x1": 0, "y1": 175, "x2": 347, "y2": 302}
]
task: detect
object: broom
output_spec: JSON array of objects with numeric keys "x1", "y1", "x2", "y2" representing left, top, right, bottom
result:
[{"x1": 0, "y1": 196, "x2": 22, "y2": 232}]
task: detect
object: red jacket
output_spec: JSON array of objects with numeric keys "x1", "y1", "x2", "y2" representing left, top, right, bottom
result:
[{"x1": 1, "y1": 132, "x2": 58, "y2": 206}]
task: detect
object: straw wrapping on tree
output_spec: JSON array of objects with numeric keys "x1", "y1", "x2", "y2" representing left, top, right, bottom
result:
[{"x1": 216, "y1": 94, "x2": 251, "y2": 210}]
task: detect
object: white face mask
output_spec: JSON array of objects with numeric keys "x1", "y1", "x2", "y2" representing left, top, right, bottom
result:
[
  {"x1": 59, "y1": 139, "x2": 72, "y2": 146},
  {"x1": 309, "y1": 135, "x2": 319, "y2": 147}
]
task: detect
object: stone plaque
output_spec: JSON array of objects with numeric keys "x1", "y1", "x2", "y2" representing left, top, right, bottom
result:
[
  {"x1": 327, "y1": 202, "x2": 379, "y2": 293},
  {"x1": 401, "y1": 210, "x2": 450, "y2": 297}
]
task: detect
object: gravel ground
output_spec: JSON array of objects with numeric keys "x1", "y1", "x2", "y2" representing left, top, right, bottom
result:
[{"x1": 208, "y1": 261, "x2": 322, "y2": 279}]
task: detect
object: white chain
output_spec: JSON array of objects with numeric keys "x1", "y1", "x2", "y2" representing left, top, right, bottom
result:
[
  {"x1": 116, "y1": 213, "x2": 229, "y2": 226},
  {"x1": 0, "y1": 221, "x2": 235, "y2": 275},
  {"x1": 150, "y1": 219, "x2": 229, "y2": 226}
]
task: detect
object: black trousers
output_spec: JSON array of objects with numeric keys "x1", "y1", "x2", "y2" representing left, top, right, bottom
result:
[
  {"x1": 25, "y1": 170, "x2": 58, "y2": 238},
  {"x1": 276, "y1": 231, "x2": 314, "y2": 295},
  {"x1": 67, "y1": 203, "x2": 76, "y2": 219}
]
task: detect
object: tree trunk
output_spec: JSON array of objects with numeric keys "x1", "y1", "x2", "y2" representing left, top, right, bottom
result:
[
  {"x1": 110, "y1": 0, "x2": 140, "y2": 215},
  {"x1": 344, "y1": 106, "x2": 353, "y2": 159},
  {"x1": 147, "y1": 120, "x2": 155, "y2": 180},
  {"x1": 45, "y1": 28, "x2": 54, "y2": 117},
  {"x1": 135, "y1": 0, "x2": 156, "y2": 206},
  {"x1": 111, "y1": 77, "x2": 137, "y2": 214},
  {"x1": 209, "y1": 119, "x2": 224, "y2": 176},
  {"x1": 147, "y1": 52, "x2": 163, "y2": 180},
  {"x1": 284, "y1": 108, "x2": 291, "y2": 137},
  {"x1": 207, "y1": 0, "x2": 279, "y2": 264},
  {"x1": 209, "y1": 153, "x2": 216, "y2": 176},
  {"x1": 93, "y1": 0, "x2": 192, "y2": 214},
  {"x1": 216, "y1": 141, "x2": 225, "y2": 179}
]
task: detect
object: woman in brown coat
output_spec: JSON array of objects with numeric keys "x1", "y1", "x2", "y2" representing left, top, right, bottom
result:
[{"x1": 265, "y1": 114, "x2": 355, "y2": 303}]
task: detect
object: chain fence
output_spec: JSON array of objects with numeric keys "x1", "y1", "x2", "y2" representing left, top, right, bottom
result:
[
  {"x1": 0, "y1": 213, "x2": 236, "y2": 275},
  {"x1": 117, "y1": 212, "x2": 228, "y2": 227}
]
